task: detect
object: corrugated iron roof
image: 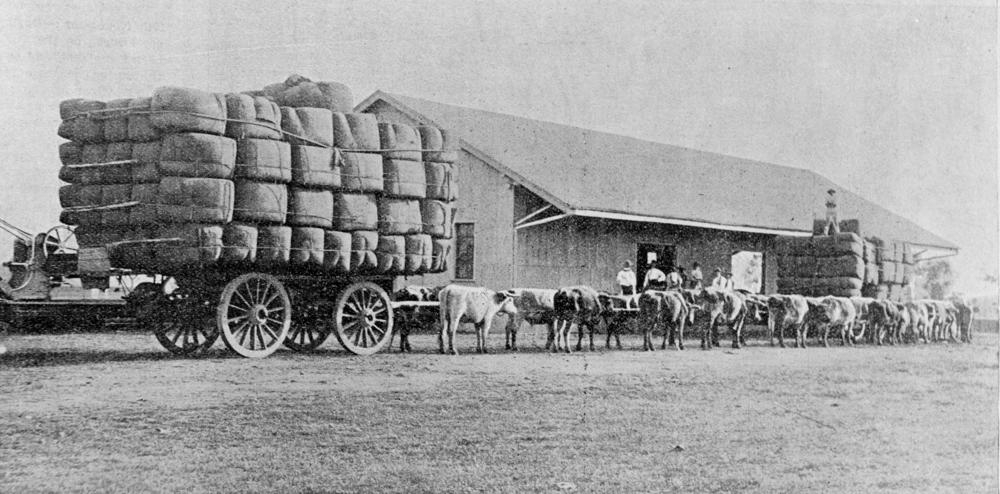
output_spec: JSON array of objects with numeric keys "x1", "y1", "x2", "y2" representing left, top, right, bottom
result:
[{"x1": 359, "y1": 91, "x2": 957, "y2": 251}]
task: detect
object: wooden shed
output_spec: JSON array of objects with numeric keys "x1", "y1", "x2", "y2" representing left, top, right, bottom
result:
[{"x1": 357, "y1": 92, "x2": 957, "y2": 293}]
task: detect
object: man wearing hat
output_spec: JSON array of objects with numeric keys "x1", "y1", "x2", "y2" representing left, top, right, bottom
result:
[
  {"x1": 824, "y1": 188, "x2": 840, "y2": 235},
  {"x1": 616, "y1": 260, "x2": 637, "y2": 295}
]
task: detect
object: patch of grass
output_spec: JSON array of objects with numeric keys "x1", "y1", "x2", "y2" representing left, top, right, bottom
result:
[{"x1": 0, "y1": 331, "x2": 997, "y2": 493}]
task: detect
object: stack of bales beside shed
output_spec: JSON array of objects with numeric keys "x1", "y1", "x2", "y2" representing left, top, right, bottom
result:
[
  {"x1": 55, "y1": 76, "x2": 456, "y2": 277},
  {"x1": 775, "y1": 232, "x2": 867, "y2": 297}
]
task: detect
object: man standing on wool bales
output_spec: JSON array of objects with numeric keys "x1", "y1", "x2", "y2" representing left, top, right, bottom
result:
[{"x1": 824, "y1": 188, "x2": 840, "y2": 235}]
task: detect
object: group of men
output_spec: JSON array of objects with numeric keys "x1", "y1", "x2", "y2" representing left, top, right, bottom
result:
[{"x1": 616, "y1": 260, "x2": 733, "y2": 295}]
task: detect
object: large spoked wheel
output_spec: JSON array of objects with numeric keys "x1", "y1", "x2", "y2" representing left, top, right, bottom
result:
[
  {"x1": 218, "y1": 273, "x2": 291, "y2": 358},
  {"x1": 333, "y1": 282, "x2": 394, "y2": 356},
  {"x1": 141, "y1": 282, "x2": 218, "y2": 356},
  {"x1": 284, "y1": 295, "x2": 332, "y2": 352},
  {"x1": 42, "y1": 225, "x2": 78, "y2": 258}
]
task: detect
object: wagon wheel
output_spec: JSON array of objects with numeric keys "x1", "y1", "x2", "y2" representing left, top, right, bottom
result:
[
  {"x1": 284, "y1": 296, "x2": 332, "y2": 352},
  {"x1": 42, "y1": 226, "x2": 77, "y2": 258},
  {"x1": 142, "y1": 282, "x2": 218, "y2": 356},
  {"x1": 217, "y1": 273, "x2": 291, "y2": 358},
  {"x1": 333, "y1": 282, "x2": 394, "y2": 356}
]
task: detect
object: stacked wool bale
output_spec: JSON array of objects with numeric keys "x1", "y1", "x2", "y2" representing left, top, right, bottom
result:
[
  {"x1": 775, "y1": 232, "x2": 865, "y2": 297},
  {"x1": 56, "y1": 76, "x2": 456, "y2": 277},
  {"x1": 868, "y1": 238, "x2": 913, "y2": 302}
]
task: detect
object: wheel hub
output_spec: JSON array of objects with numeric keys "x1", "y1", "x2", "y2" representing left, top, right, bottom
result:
[
  {"x1": 248, "y1": 305, "x2": 269, "y2": 325},
  {"x1": 363, "y1": 309, "x2": 376, "y2": 327}
]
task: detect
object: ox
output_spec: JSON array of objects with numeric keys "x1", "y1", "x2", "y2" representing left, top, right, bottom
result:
[
  {"x1": 696, "y1": 289, "x2": 747, "y2": 350},
  {"x1": 391, "y1": 285, "x2": 443, "y2": 352},
  {"x1": 813, "y1": 296, "x2": 857, "y2": 347},
  {"x1": 637, "y1": 290, "x2": 690, "y2": 351},
  {"x1": 598, "y1": 292, "x2": 639, "y2": 350},
  {"x1": 768, "y1": 294, "x2": 809, "y2": 348},
  {"x1": 905, "y1": 301, "x2": 929, "y2": 344},
  {"x1": 501, "y1": 288, "x2": 557, "y2": 351},
  {"x1": 952, "y1": 298, "x2": 974, "y2": 343},
  {"x1": 438, "y1": 285, "x2": 517, "y2": 355},
  {"x1": 552, "y1": 285, "x2": 605, "y2": 353}
]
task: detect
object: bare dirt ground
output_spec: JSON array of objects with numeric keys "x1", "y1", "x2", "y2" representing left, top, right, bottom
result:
[{"x1": 1, "y1": 328, "x2": 997, "y2": 493}]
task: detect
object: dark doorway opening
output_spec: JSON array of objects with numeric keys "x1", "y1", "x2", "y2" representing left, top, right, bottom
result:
[{"x1": 636, "y1": 243, "x2": 676, "y2": 288}]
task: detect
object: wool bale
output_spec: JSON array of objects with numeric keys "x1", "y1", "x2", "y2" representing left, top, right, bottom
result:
[
  {"x1": 888, "y1": 284, "x2": 904, "y2": 302},
  {"x1": 127, "y1": 97, "x2": 161, "y2": 142},
  {"x1": 812, "y1": 219, "x2": 827, "y2": 236},
  {"x1": 59, "y1": 185, "x2": 103, "y2": 226},
  {"x1": 224, "y1": 93, "x2": 282, "y2": 140},
  {"x1": 290, "y1": 145, "x2": 339, "y2": 188},
  {"x1": 58, "y1": 99, "x2": 105, "y2": 143},
  {"x1": 901, "y1": 263, "x2": 913, "y2": 285},
  {"x1": 813, "y1": 277, "x2": 863, "y2": 290},
  {"x1": 893, "y1": 261, "x2": 905, "y2": 284},
  {"x1": 383, "y1": 159, "x2": 426, "y2": 199},
  {"x1": 256, "y1": 225, "x2": 292, "y2": 266},
  {"x1": 333, "y1": 193, "x2": 378, "y2": 231},
  {"x1": 838, "y1": 219, "x2": 861, "y2": 235},
  {"x1": 332, "y1": 113, "x2": 381, "y2": 150},
  {"x1": 862, "y1": 240, "x2": 876, "y2": 264},
  {"x1": 158, "y1": 133, "x2": 236, "y2": 179},
  {"x1": 74, "y1": 225, "x2": 133, "y2": 249},
  {"x1": 281, "y1": 107, "x2": 333, "y2": 147},
  {"x1": 130, "y1": 141, "x2": 162, "y2": 183},
  {"x1": 290, "y1": 227, "x2": 325, "y2": 267},
  {"x1": 424, "y1": 162, "x2": 456, "y2": 201},
  {"x1": 828, "y1": 288, "x2": 863, "y2": 298},
  {"x1": 350, "y1": 231, "x2": 378, "y2": 271},
  {"x1": 378, "y1": 198, "x2": 423, "y2": 235},
  {"x1": 815, "y1": 254, "x2": 864, "y2": 278},
  {"x1": 102, "y1": 98, "x2": 133, "y2": 142},
  {"x1": 378, "y1": 123, "x2": 422, "y2": 161},
  {"x1": 235, "y1": 139, "x2": 292, "y2": 183},
  {"x1": 323, "y1": 230, "x2": 351, "y2": 273},
  {"x1": 338, "y1": 151, "x2": 383, "y2": 192},
  {"x1": 221, "y1": 223, "x2": 257, "y2": 264},
  {"x1": 776, "y1": 255, "x2": 816, "y2": 278},
  {"x1": 60, "y1": 143, "x2": 134, "y2": 185},
  {"x1": 275, "y1": 79, "x2": 353, "y2": 113},
  {"x1": 100, "y1": 184, "x2": 133, "y2": 226},
  {"x1": 431, "y1": 238, "x2": 451, "y2": 273},
  {"x1": 59, "y1": 142, "x2": 83, "y2": 165},
  {"x1": 287, "y1": 188, "x2": 333, "y2": 229},
  {"x1": 149, "y1": 224, "x2": 224, "y2": 270},
  {"x1": 415, "y1": 126, "x2": 458, "y2": 163},
  {"x1": 864, "y1": 261, "x2": 879, "y2": 286},
  {"x1": 812, "y1": 233, "x2": 863, "y2": 257},
  {"x1": 157, "y1": 177, "x2": 234, "y2": 224},
  {"x1": 150, "y1": 87, "x2": 227, "y2": 135},
  {"x1": 129, "y1": 183, "x2": 159, "y2": 225},
  {"x1": 376, "y1": 235, "x2": 406, "y2": 274},
  {"x1": 404, "y1": 234, "x2": 433, "y2": 274},
  {"x1": 773, "y1": 236, "x2": 811, "y2": 256},
  {"x1": 83, "y1": 226, "x2": 151, "y2": 269},
  {"x1": 233, "y1": 180, "x2": 287, "y2": 224},
  {"x1": 420, "y1": 199, "x2": 454, "y2": 238}
]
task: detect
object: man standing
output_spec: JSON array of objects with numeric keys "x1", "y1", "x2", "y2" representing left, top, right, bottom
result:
[
  {"x1": 643, "y1": 262, "x2": 667, "y2": 291},
  {"x1": 690, "y1": 262, "x2": 704, "y2": 289},
  {"x1": 709, "y1": 268, "x2": 726, "y2": 291},
  {"x1": 824, "y1": 188, "x2": 840, "y2": 235},
  {"x1": 666, "y1": 266, "x2": 683, "y2": 290},
  {"x1": 616, "y1": 260, "x2": 637, "y2": 295}
]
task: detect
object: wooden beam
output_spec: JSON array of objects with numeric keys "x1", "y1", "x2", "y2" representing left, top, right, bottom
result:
[{"x1": 515, "y1": 205, "x2": 553, "y2": 226}]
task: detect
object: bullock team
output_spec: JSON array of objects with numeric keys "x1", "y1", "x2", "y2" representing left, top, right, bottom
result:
[{"x1": 391, "y1": 285, "x2": 975, "y2": 355}]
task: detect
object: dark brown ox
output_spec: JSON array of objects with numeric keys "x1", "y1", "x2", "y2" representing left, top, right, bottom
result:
[
  {"x1": 438, "y1": 285, "x2": 518, "y2": 355},
  {"x1": 552, "y1": 285, "x2": 605, "y2": 353},
  {"x1": 391, "y1": 285, "x2": 443, "y2": 352}
]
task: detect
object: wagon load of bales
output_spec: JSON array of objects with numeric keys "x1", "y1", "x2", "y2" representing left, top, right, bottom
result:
[{"x1": 55, "y1": 77, "x2": 458, "y2": 277}]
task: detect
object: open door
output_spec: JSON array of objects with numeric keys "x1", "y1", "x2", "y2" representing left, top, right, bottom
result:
[
  {"x1": 731, "y1": 250, "x2": 764, "y2": 293},
  {"x1": 636, "y1": 243, "x2": 675, "y2": 288}
]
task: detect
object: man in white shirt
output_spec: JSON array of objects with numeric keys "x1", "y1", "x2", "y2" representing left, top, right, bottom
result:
[
  {"x1": 616, "y1": 260, "x2": 637, "y2": 295},
  {"x1": 709, "y1": 268, "x2": 727, "y2": 291},
  {"x1": 643, "y1": 262, "x2": 667, "y2": 290}
]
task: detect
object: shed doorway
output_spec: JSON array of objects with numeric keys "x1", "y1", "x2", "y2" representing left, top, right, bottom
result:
[
  {"x1": 731, "y1": 250, "x2": 764, "y2": 293},
  {"x1": 636, "y1": 243, "x2": 675, "y2": 288}
]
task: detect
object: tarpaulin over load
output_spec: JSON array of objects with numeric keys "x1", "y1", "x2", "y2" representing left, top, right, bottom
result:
[{"x1": 54, "y1": 76, "x2": 456, "y2": 278}]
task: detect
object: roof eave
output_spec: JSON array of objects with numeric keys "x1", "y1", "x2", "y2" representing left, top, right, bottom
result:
[{"x1": 572, "y1": 209, "x2": 813, "y2": 237}]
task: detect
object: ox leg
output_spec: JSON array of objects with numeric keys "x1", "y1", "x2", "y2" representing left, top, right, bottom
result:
[
  {"x1": 661, "y1": 321, "x2": 669, "y2": 350},
  {"x1": 448, "y1": 317, "x2": 461, "y2": 355},
  {"x1": 588, "y1": 321, "x2": 595, "y2": 352},
  {"x1": 575, "y1": 321, "x2": 584, "y2": 352},
  {"x1": 821, "y1": 324, "x2": 830, "y2": 348},
  {"x1": 438, "y1": 320, "x2": 447, "y2": 354}
]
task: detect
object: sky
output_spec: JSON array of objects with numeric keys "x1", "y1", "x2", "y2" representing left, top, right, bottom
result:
[{"x1": 0, "y1": 0, "x2": 996, "y2": 296}]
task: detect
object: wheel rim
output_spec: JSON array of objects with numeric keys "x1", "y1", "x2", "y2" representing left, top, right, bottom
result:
[
  {"x1": 334, "y1": 282, "x2": 394, "y2": 356},
  {"x1": 43, "y1": 226, "x2": 78, "y2": 258},
  {"x1": 218, "y1": 273, "x2": 291, "y2": 358},
  {"x1": 145, "y1": 284, "x2": 218, "y2": 356}
]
